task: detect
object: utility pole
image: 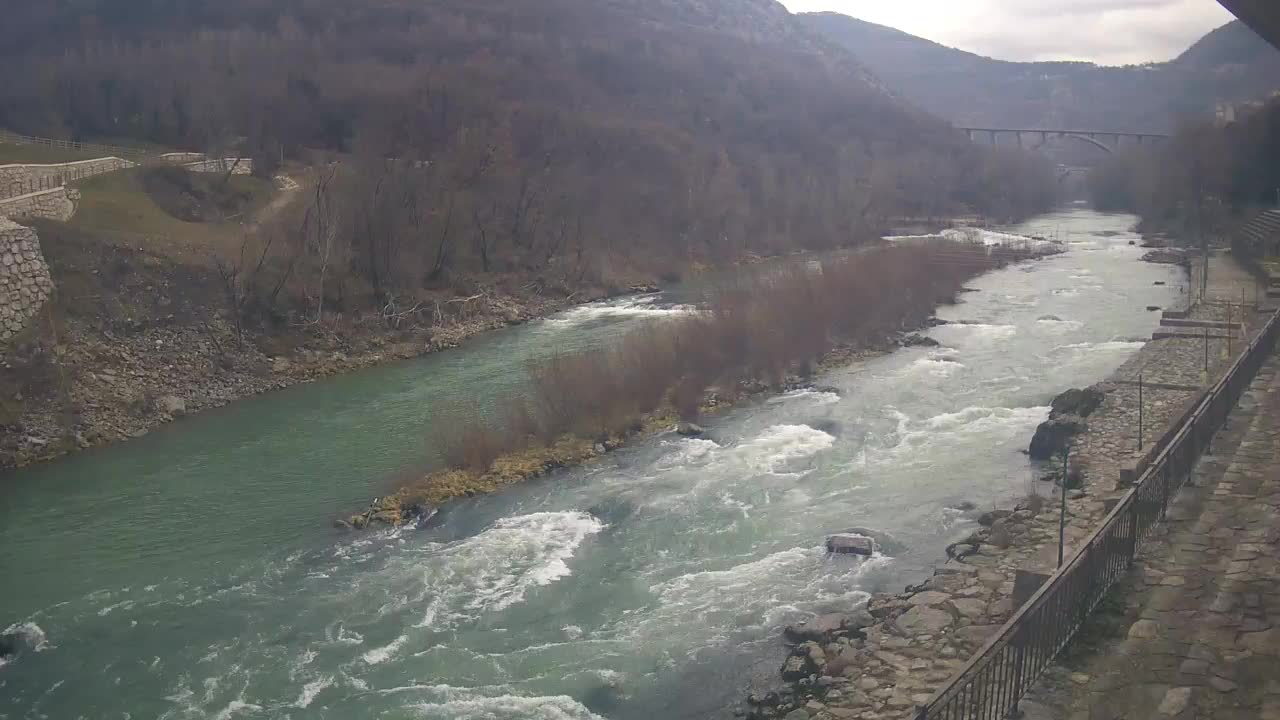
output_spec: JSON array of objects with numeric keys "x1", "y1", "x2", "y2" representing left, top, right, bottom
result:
[
  {"x1": 1138, "y1": 374, "x2": 1144, "y2": 453},
  {"x1": 1058, "y1": 446, "x2": 1069, "y2": 569}
]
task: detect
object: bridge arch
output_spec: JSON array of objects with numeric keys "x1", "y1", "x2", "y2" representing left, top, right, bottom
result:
[{"x1": 1058, "y1": 133, "x2": 1113, "y2": 154}]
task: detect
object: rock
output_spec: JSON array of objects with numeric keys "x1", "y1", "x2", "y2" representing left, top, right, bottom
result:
[
  {"x1": 977, "y1": 510, "x2": 1011, "y2": 527},
  {"x1": 781, "y1": 652, "x2": 818, "y2": 682},
  {"x1": 1127, "y1": 619, "x2": 1159, "y2": 639},
  {"x1": 157, "y1": 395, "x2": 187, "y2": 417},
  {"x1": 1147, "y1": 306, "x2": 1162, "y2": 312},
  {"x1": 784, "y1": 613, "x2": 846, "y2": 643},
  {"x1": 894, "y1": 606, "x2": 953, "y2": 635},
  {"x1": 1028, "y1": 415, "x2": 1084, "y2": 460},
  {"x1": 901, "y1": 334, "x2": 941, "y2": 348},
  {"x1": 1038, "y1": 315, "x2": 1063, "y2": 322},
  {"x1": 0, "y1": 634, "x2": 14, "y2": 660},
  {"x1": 954, "y1": 624, "x2": 1001, "y2": 645},
  {"x1": 988, "y1": 519, "x2": 1013, "y2": 548},
  {"x1": 1070, "y1": 673, "x2": 1090, "y2": 685},
  {"x1": 827, "y1": 533, "x2": 875, "y2": 556},
  {"x1": 950, "y1": 598, "x2": 987, "y2": 619},
  {"x1": 783, "y1": 709, "x2": 810, "y2": 720},
  {"x1": 1050, "y1": 387, "x2": 1105, "y2": 418},
  {"x1": 1158, "y1": 687, "x2": 1192, "y2": 715},
  {"x1": 907, "y1": 591, "x2": 952, "y2": 607},
  {"x1": 676, "y1": 422, "x2": 705, "y2": 437},
  {"x1": 951, "y1": 500, "x2": 976, "y2": 511},
  {"x1": 1153, "y1": 280, "x2": 1166, "y2": 285},
  {"x1": 1209, "y1": 677, "x2": 1238, "y2": 693}
]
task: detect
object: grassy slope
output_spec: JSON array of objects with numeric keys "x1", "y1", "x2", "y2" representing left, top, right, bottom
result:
[
  {"x1": 0, "y1": 144, "x2": 107, "y2": 165},
  {"x1": 67, "y1": 168, "x2": 276, "y2": 263}
]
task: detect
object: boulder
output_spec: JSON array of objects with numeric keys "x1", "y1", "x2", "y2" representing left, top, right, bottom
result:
[
  {"x1": 901, "y1": 334, "x2": 941, "y2": 348},
  {"x1": 157, "y1": 395, "x2": 187, "y2": 417},
  {"x1": 676, "y1": 422, "x2": 705, "y2": 437},
  {"x1": 951, "y1": 500, "x2": 977, "y2": 511},
  {"x1": 1049, "y1": 387, "x2": 1105, "y2": 418},
  {"x1": 894, "y1": 605, "x2": 953, "y2": 635},
  {"x1": 783, "y1": 613, "x2": 846, "y2": 644},
  {"x1": 1028, "y1": 415, "x2": 1084, "y2": 460},
  {"x1": 977, "y1": 509, "x2": 1012, "y2": 527},
  {"x1": 781, "y1": 653, "x2": 815, "y2": 682},
  {"x1": 988, "y1": 519, "x2": 1014, "y2": 548},
  {"x1": 826, "y1": 533, "x2": 875, "y2": 556}
]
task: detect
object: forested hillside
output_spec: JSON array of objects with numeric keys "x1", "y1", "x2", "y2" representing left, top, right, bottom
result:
[
  {"x1": 799, "y1": 14, "x2": 1280, "y2": 132},
  {"x1": 0, "y1": 0, "x2": 1055, "y2": 310}
]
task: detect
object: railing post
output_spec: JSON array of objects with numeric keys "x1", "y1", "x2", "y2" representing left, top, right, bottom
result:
[{"x1": 1126, "y1": 501, "x2": 1139, "y2": 564}]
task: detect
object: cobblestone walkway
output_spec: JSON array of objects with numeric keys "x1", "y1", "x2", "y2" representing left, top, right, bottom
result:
[{"x1": 1023, "y1": 353, "x2": 1280, "y2": 720}]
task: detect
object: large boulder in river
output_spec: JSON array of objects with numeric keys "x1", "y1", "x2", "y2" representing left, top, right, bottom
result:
[
  {"x1": 1029, "y1": 415, "x2": 1085, "y2": 460},
  {"x1": 1050, "y1": 387, "x2": 1105, "y2": 418},
  {"x1": 676, "y1": 422, "x2": 705, "y2": 437},
  {"x1": 826, "y1": 533, "x2": 875, "y2": 556}
]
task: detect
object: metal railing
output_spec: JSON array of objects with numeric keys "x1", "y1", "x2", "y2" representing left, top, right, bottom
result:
[
  {"x1": 915, "y1": 307, "x2": 1280, "y2": 720},
  {"x1": 0, "y1": 129, "x2": 150, "y2": 158}
]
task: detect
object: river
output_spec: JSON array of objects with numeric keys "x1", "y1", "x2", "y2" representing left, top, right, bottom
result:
[{"x1": 0, "y1": 209, "x2": 1184, "y2": 720}]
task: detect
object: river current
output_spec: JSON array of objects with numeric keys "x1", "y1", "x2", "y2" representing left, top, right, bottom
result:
[{"x1": 0, "y1": 210, "x2": 1184, "y2": 719}]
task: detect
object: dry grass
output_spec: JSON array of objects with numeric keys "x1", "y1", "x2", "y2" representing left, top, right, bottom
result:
[{"x1": 66, "y1": 168, "x2": 275, "y2": 264}]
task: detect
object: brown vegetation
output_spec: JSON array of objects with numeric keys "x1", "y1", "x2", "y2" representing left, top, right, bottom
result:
[{"x1": 377, "y1": 239, "x2": 1046, "y2": 517}]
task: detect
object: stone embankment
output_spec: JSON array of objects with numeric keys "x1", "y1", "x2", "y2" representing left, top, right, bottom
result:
[
  {"x1": 0, "y1": 157, "x2": 134, "y2": 199},
  {"x1": 0, "y1": 187, "x2": 79, "y2": 222},
  {"x1": 743, "y1": 251, "x2": 1267, "y2": 720},
  {"x1": 0, "y1": 218, "x2": 54, "y2": 343}
]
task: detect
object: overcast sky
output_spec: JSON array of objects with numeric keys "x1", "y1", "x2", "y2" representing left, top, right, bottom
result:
[{"x1": 779, "y1": 0, "x2": 1236, "y2": 65}]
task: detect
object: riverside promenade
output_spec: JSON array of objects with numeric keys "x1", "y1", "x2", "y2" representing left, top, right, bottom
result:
[{"x1": 1021, "y1": 351, "x2": 1280, "y2": 720}]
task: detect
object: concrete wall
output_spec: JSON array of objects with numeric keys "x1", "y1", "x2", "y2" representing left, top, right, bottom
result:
[
  {"x1": 184, "y1": 158, "x2": 254, "y2": 175},
  {"x1": 159, "y1": 152, "x2": 207, "y2": 164},
  {"x1": 0, "y1": 157, "x2": 134, "y2": 199},
  {"x1": 0, "y1": 187, "x2": 78, "y2": 222},
  {"x1": 0, "y1": 218, "x2": 54, "y2": 343}
]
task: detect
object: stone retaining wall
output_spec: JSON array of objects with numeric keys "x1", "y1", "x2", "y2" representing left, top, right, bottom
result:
[
  {"x1": 0, "y1": 187, "x2": 78, "y2": 222},
  {"x1": 0, "y1": 218, "x2": 54, "y2": 343},
  {"x1": 0, "y1": 157, "x2": 133, "y2": 199},
  {"x1": 183, "y1": 158, "x2": 253, "y2": 175},
  {"x1": 159, "y1": 152, "x2": 207, "y2": 164}
]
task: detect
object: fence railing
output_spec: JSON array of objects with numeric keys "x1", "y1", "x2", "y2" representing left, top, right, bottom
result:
[
  {"x1": 0, "y1": 129, "x2": 150, "y2": 158},
  {"x1": 916, "y1": 306, "x2": 1280, "y2": 720}
]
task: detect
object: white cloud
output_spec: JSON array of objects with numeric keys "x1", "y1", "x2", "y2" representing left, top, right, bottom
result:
[{"x1": 780, "y1": 0, "x2": 1236, "y2": 65}]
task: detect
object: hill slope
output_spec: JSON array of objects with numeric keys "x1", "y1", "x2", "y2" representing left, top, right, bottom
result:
[
  {"x1": 0, "y1": 0, "x2": 1055, "y2": 281},
  {"x1": 798, "y1": 14, "x2": 1280, "y2": 132}
]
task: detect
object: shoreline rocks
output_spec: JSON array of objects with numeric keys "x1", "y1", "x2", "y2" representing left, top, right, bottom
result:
[{"x1": 1028, "y1": 386, "x2": 1105, "y2": 460}]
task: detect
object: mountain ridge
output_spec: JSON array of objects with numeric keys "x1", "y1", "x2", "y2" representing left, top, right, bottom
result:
[{"x1": 797, "y1": 14, "x2": 1280, "y2": 132}]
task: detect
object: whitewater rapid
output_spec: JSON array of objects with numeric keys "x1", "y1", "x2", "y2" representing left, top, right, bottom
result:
[{"x1": 0, "y1": 211, "x2": 1185, "y2": 719}]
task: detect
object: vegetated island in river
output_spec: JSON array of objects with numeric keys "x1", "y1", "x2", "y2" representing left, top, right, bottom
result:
[{"x1": 346, "y1": 235, "x2": 1063, "y2": 529}]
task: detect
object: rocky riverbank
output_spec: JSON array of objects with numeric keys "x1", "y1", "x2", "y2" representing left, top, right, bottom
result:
[
  {"x1": 739, "y1": 257, "x2": 1264, "y2": 720},
  {"x1": 0, "y1": 286, "x2": 647, "y2": 470}
]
